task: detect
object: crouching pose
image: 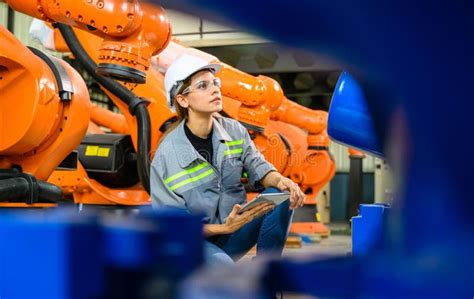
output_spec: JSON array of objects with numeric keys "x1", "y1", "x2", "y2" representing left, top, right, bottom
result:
[{"x1": 151, "y1": 55, "x2": 305, "y2": 265}]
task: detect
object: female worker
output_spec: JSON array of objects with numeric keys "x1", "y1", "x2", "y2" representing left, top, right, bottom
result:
[{"x1": 151, "y1": 54, "x2": 305, "y2": 265}]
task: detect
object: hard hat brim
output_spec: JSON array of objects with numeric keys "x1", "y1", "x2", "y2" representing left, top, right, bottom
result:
[{"x1": 187, "y1": 63, "x2": 222, "y2": 79}]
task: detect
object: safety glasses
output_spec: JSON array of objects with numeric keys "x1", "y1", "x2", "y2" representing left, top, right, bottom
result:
[{"x1": 182, "y1": 78, "x2": 222, "y2": 95}]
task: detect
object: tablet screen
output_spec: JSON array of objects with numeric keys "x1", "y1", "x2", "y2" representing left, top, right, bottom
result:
[{"x1": 238, "y1": 192, "x2": 289, "y2": 214}]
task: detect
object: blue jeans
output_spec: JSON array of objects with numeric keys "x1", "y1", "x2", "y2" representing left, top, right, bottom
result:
[{"x1": 204, "y1": 189, "x2": 294, "y2": 265}]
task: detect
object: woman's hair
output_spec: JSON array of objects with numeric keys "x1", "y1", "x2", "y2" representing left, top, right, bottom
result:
[
  {"x1": 159, "y1": 77, "x2": 192, "y2": 143},
  {"x1": 172, "y1": 77, "x2": 192, "y2": 120}
]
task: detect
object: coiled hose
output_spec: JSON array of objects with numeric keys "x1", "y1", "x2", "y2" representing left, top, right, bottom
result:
[{"x1": 56, "y1": 24, "x2": 151, "y2": 194}]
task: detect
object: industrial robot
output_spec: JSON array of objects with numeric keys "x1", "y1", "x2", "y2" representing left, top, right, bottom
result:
[{"x1": 1, "y1": 0, "x2": 335, "y2": 235}]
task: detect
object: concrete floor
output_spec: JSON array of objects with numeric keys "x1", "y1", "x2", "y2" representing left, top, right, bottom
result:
[
  {"x1": 283, "y1": 234, "x2": 351, "y2": 258},
  {"x1": 239, "y1": 223, "x2": 352, "y2": 298},
  {"x1": 242, "y1": 222, "x2": 352, "y2": 259}
]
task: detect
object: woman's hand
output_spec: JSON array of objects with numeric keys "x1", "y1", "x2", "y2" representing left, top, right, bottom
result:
[
  {"x1": 276, "y1": 177, "x2": 305, "y2": 209},
  {"x1": 223, "y1": 203, "x2": 275, "y2": 234}
]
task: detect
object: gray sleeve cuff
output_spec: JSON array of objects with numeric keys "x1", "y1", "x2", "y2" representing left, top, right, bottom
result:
[{"x1": 248, "y1": 160, "x2": 277, "y2": 189}]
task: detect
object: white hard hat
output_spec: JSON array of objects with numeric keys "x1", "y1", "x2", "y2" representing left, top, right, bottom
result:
[{"x1": 164, "y1": 54, "x2": 221, "y2": 110}]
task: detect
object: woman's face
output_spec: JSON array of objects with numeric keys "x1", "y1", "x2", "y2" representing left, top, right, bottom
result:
[{"x1": 176, "y1": 70, "x2": 222, "y2": 115}]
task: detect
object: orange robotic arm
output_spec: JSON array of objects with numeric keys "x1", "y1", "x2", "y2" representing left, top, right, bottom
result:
[
  {"x1": 218, "y1": 64, "x2": 284, "y2": 128},
  {"x1": 272, "y1": 98, "x2": 329, "y2": 148},
  {"x1": 31, "y1": 18, "x2": 173, "y2": 205},
  {"x1": 0, "y1": 26, "x2": 90, "y2": 180},
  {"x1": 214, "y1": 62, "x2": 336, "y2": 203},
  {"x1": 156, "y1": 41, "x2": 283, "y2": 128},
  {"x1": 156, "y1": 41, "x2": 326, "y2": 140},
  {"x1": 210, "y1": 61, "x2": 335, "y2": 198},
  {"x1": 0, "y1": 25, "x2": 90, "y2": 206},
  {"x1": 0, "y1": 0, "x2": 172, "y2": 205},
  {"x1": 155, "y1": 42, "x2": 335, "y2": 197},
  {"x1": 89, "y1": 104, "x2": 128, "y2": 134},
  {"x1": 3, "y1": 0, "x2": 171, "y2": 83},
  {"x1": 52, "y1": 23, "x2": 175, "y2": 155}
]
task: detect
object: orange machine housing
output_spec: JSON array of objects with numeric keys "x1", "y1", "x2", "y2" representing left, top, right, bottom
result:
[
  {"x1": 215, "y1": 65, "x2": 335, "y2": 204},
  {"x1": 47, "y1": 25, "x2": 173, "y2": 205},
  {"x1": 0, "y1": 26, "x2": 90, "y2": 179},
  {"x1": 4, "y1": 0, "x2": 171, "y2": 83},
  {"x1": 1, "y1": 0, "x2": 172, "y2": 206},
  {"x1": 0, "y1": 25, "x2": 90, "y2": 207}
]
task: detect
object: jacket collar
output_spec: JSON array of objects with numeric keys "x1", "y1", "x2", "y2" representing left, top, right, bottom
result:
[
  {"x1": 212, "y1": 116, "x2": 232, "y2": 143},
  {"x1": 171, "y1": 117, "x2": 232, "y2": 168}
]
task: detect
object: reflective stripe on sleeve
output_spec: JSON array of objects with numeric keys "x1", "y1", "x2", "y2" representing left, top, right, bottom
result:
[
  {"x1": 165, "y1": 162, "x2": 209, "y2": 185},
  {"x1": 224, "y1": 139, "x2": 243, "y2": 147},
  {"x1": 224, "y1": 148, "x2": 243, "y2": 156},
  {"x1": 224, "y1": 139, "x2": 244, "y2": 156},
  {"x1": 168, "y1": 168, "x2": 214, "y2": 191}
]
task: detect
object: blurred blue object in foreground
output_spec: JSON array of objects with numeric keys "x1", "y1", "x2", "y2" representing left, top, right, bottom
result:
[
  {"x1": 328, "y1": 71, "x2": 383, "y2": 158},
  {"x1": 0, "y1": 210, "x2": 102, "y2": 299},
  {"x1": 0, "y1": 207, "x2": 203, "y2": 299},
  {"x1": 351, "y1": 204, "x2": 390, "y2": 256},
  {"x1": 157, "y1": 0, "x2": 474, "y2": 298}
]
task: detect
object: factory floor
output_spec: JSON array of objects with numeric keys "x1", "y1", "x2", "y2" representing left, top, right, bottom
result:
[
  {"x1": 242, "y1": 222, "x2": 351, "y2": 259},
  {"x1": 241, "y1": 222, "x2": 352, "y2": 299}
]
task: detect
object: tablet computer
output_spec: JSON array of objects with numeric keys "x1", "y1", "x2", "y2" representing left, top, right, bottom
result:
[{"x1": 238, "y1": 192, "x2": 290, "y2": 214}]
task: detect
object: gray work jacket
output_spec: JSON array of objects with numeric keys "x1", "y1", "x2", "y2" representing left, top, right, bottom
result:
[{"x1": 151, "y1": 116, "x2": 276, "y2": 224}]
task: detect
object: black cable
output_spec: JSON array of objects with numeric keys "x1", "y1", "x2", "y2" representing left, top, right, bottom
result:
[
  {"x1": 56, "y1": 24, "x2": 141, "y2": 112},
  {"x1": 37, "y1": 181, "x2": 63, "y2": 203},
  {"x1": 0, "y1": 177, "x2": 61, "y2": 203},
  {"x1": 0, "y1": 178, "x2": 29, "y2": 201},
  {"x1": 135, "y1": 103, "x2": 151, "y2": 193},
  {"x1": 56, "y1": 23, "x2": 151, "y2": 194},
  {"x1": 7, "y1": 6, "x2": 15, "y2": 33}
]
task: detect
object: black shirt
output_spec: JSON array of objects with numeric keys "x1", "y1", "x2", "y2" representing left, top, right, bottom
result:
[{"x1": 184, "y1": 123, "x2": 214, "y2": 165}]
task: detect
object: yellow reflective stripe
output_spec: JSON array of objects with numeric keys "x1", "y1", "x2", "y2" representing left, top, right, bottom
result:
[
  {"x1": 225, "y1": 139, "x2": 243, "y2": 146},
  {"x1": 164, "y1": 162, "x2": 208, "y2": 184},
  {"x1": 169, "y1": 168, "x2": 214, "y2": 191},
  {"x1": 224, "y1": 148, "x2": 243, "y2": 156}
]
